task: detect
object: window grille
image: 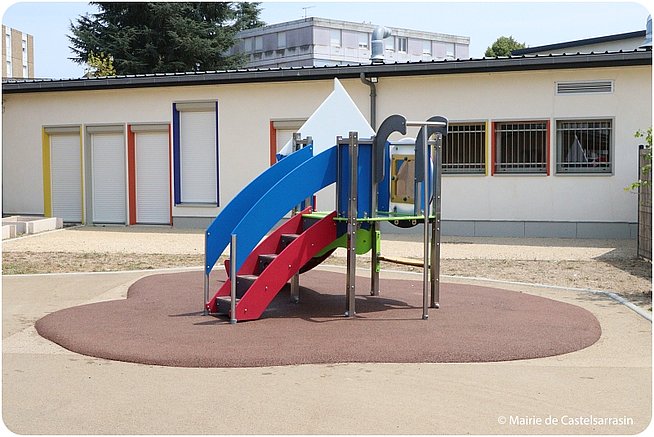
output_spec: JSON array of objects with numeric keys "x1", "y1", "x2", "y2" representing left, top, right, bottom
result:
[
  {"x1": 556, "y1": 119, "x2": 612, "y2": 173},
  {"x1": 494, "y1": 121, "x2": 548, "y2": 174},
  {"x1": 443, "y1": 123, "x2": 486, "y2": 174}
]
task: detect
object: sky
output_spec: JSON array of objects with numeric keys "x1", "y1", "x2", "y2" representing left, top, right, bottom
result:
[{"x1": 1, "y1": 1, "x2": 651, "y2": 79}]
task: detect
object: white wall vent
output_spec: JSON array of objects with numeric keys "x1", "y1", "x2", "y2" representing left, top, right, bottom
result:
[{"x1": 556, "y1": 80, "x2": 614, "y2": 95}]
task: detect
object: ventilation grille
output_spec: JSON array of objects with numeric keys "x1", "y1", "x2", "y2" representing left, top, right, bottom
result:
[{"x1": 557, "y1": 81, "x2": 614, "y2": 94}]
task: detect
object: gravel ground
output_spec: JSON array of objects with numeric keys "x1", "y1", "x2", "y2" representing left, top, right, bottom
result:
[{"x1": 2, "y1": 225, "x2": 651, "y2": 309}]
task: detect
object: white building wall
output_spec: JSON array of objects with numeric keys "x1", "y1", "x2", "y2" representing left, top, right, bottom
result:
[
  {"x1": 1, "y1": 79, "x2": 366, "y2": 220},
  {"x1": 2, "y1": 66, "x2": 650, "y2": 232},
  {"x1": 376, "y1": 66, "x2": 651, "y2": 224}
]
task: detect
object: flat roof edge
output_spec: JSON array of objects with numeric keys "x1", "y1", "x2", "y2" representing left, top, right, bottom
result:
[{"x1": 3, "y1": 51, "x2": 651, "y2": 94}]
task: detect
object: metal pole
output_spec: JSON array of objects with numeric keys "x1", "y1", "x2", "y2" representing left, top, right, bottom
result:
[
  {"x1": 290, "y1": 274, "x2": 300, "y2": 303},
  {"x1": 291, "y1": 133, "x2": 300, "y2": 215},
  {"x1": 422, "y1": 126, "x2": 430, "y2": 320},
  {"x1": 370, "y1": 221, "x2": 380, "y2": 296},
  {"x1": 203, "y1": 232, "x2": 210, "y2": 315},
  {"x1": 346, "y1": 131, "x2": 358, "y2": 317},
  {"x1": 370, "y1": 135, "x2": 380, "y2": 296},
  {"x1": 289, "y1": 133, "x2": 304, "y2": 303},
  {"x1": 229, "y1": 234, "x2": 237, "y2": 324},
  {"x1": 431, "y1": 134, "x2": 442, "y2": 309}
]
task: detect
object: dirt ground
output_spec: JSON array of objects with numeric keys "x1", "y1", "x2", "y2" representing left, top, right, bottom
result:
[{"x1": 2, "y1": 226, "x2": 651, "y2": 310}]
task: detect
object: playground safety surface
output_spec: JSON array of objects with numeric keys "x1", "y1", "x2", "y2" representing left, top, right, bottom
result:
[{"x1": 35, "y1": 270, "x2": 601, "y2": 367}]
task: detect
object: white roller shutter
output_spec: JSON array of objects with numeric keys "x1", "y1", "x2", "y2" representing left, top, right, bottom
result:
[
  {"x1": 276, "y1": 129, "x2": 296, "y2": 155},
  {"x1": 50, "y1": 134, "x2": 82, "y2": 222},
  {"x1": 91, "y1": 133, "x2": 126, "y2": 223},
  {"x1": 135, "y1": 131, "x2": 170, "y2": 224},
  {"x1": 180, "y1": 110, "x2": 217, "y2": 203}
]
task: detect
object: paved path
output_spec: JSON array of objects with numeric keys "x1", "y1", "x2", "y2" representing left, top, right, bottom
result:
[
  {"x1": 3, "y1": 225, "x2": 637, "y2": 261},
  {"x1": 2, "y1": 268, "x2": 650, "y2": 434}
]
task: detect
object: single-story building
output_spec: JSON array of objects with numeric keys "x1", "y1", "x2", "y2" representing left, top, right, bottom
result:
[{"x1": 2, "y1": 36, "x2": 651, "y2": 238}]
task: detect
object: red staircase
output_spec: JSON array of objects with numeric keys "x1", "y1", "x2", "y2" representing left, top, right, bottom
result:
[{"x1": 206, "y1": 209, "x2": 337, "y2": 321}]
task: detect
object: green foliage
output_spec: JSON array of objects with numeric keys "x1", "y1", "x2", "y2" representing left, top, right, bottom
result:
[
  {"x1": 625, "y1": 127, "x2": 652, "y2": 192},
  {"x1": 84, "y1": 51, "x2": 116, "y2": 77},
  {"x1": 484, "y1": 36, "x2": 526, "y2": 57},
  {"x1": 69, "y1": 2, "x2": 264, "y2": 75}
]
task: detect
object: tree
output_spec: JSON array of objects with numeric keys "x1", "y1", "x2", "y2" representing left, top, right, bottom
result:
[
  {"x1": 69, "y1": 2, "x2": 264, "y2": 75},
  {"x1": 625, "y1": 128, "x2": 652, "y2": 192},
  {"x1": 484, "y1": 36, "x2": 526, "y2": 57},
  {"x1": 83, "y1": 51, "x2": 116, "y2": 77}
]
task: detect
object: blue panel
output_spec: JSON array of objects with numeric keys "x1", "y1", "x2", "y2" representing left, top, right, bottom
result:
[
  {"x1": 204, "y1": 146, "x2": 314, "y2": 274},
  {"x1": 172, "y1": 104, "x2": 181, "y2": 205},
  {"x1": 420, "y1": 158, "x2": 434, "y2": 212},
  {"x1": 231, "y1": 147, "x2": 338, "y2": 272},
  {"x1": 377, "y1": 141, "x2": 390, "y2": 213},
  {"x1": 337, "y1": 141, "x2": 373, "y2": 218}
]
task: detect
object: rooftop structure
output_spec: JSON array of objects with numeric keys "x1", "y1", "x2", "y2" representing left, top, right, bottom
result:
[
  {"x1": 227, "y1": 17, "x2": 470, "y2": 68},
  {"x1": 2, "y1": 25, "x2": 34, "y2": 79},
  {"x1": 512, "y1": 30, "x2": 647, "y2": 56}
]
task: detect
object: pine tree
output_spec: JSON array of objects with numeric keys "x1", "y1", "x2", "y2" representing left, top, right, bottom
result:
[{"x1": 69, "y1": 2, "x2": 264, "y2": 75}]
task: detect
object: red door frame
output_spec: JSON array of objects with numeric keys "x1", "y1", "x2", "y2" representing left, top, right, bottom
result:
[{"x1": 126, "y1": 124, "x2": 173, "y2": 225}]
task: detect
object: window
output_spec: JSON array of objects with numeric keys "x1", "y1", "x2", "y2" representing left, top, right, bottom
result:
[
  {"x1": 385, "y1": 36, "x2": 395, "y2": 51},
  {"x1": 243, "y1": 37, "x2": 253, "y2": 52},
  {"x1": 277, "y1": 32, "x2": 286, "y2": 49},
  {"x1": 5, "y1": 30, "x2": 11, "y2": 78},
  {"x1": 556, "y1": 119, "x2": 612, "y2": 173},
  {"x1": 444, "y1": 42, "x2": 455, "y2": 59},
  {"x1": 330, "y1": 29, "x2": 341, "y2": 47},
  {"x1": 397, "y1": 37, "x2": 408, "y2": 53},
  {"x1": 422, "y1": 40, "x2": 432, "y2": 55},
  {"x1": 444, "y1": 123, "x2": 486, "y2": 174},
  {"x1": 358, "y1": 32, "x2": 369, "y2": 49},
  {"x1": 493, "y1": 121, "x2": 549, "y2": 174},
  {"x1": 254, "y1": 36, "x2": 263, "y2": 51},
  {"x1": 172, "y1": 102, "x2": 219, "y2": 205}
]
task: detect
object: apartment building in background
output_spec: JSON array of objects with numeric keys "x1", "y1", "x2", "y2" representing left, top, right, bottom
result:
[
  {"x1": 228, "y1": 17, "x2": 470, "y2": 68},
  {"x1": 2, "y1": 25, "x2": 34, "y2": 79}
]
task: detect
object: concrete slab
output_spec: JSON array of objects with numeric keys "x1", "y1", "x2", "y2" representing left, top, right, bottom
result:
[
  {"x1": 2, "y1": 225, "x2": 15, "y2": 240},
  {"x1": 2, "y1": 215, "x2": 63, "y2": 239},
  {"x1": 1, "y1": 268, "x2": 650, "y2": 434}
]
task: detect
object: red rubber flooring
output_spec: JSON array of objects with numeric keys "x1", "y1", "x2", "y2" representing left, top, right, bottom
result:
[{"x1": 35, "y1": 270, "x2": 602, "y2": 368}]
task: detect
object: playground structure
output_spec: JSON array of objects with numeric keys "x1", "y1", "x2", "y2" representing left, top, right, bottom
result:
[{"x1": 202, "y1": 111, "x2": 447, "y2": 323}]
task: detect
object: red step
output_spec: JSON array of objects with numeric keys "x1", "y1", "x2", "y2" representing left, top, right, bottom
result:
[{"x1": 206, "y1": 210, "x2": 337, "y2": 321}]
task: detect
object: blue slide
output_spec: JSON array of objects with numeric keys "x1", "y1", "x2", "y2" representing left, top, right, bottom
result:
[{"x1": 205, "y1": 146, "x2": 338, "y2": 275}]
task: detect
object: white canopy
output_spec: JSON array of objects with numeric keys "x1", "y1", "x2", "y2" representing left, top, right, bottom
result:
[{"x1": 277, "y1": 78, "x2": 375, "y2": 158}]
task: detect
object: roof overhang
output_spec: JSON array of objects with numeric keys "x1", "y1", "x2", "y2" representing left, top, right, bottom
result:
[{"x1": 2, "y1": 50, "x2": 651, "y2": 94}]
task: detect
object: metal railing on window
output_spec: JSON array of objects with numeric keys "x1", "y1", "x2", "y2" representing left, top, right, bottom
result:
[
  {"x1": 443, "y1": 123, "x2": 486, "y2": 174},
  {"x1": 556, "y1": 120, "x2": 612, "y2": 174},
  {"x1": 494, "y1": 122, "x2": 548, "y2": 174}
]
